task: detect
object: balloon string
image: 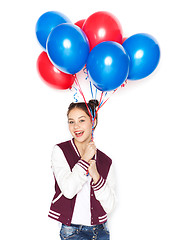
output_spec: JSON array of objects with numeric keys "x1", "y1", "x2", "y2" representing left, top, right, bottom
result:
[
  {"x1": 99, "y1": 92, "x2": 108, "y2": 106},
  {"x1": 94, "y1": 88, "x2": 97, "y2": 100},
  {"x1": 74, "y1": 73, "x2": 94, "y2": 177},
  {"x1": 83, "y1": 66, "x2": 88, "y2": 80},
  {"x1": 73, "y1": 74, "x2": 119, "y2": 140},
  {"x1": 81, "y1": 66, "x2": 102, "y2": 139},
  {"x1": 98, "y1": 89, "x2": 118, "y2": 110},
  {"x1": 89, "y1": 107, "x2": 96, "y2": 140},
  {"x1": 74, "y1": 74, "x2": 93, "y2": 119},
  {"x1": 90, "y1": 82, "x2": 94, "y2": 99},
  {"x1": 83, "y1": 66, "x2": 94, "y2": 99},
  {"x1": 93, "y1": 91, "x2": 104, "y2": 123},
  {"x1": 73, "y1": 87, "x2": 79, "y2": 102},
  {"x1": 74, "y1": 74, "x2": 94, "y2": 141}
]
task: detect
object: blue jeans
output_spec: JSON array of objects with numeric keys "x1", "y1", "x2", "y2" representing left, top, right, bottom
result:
[{"x1": 60, "y1": 222, "x2": 110, "y2": 240}]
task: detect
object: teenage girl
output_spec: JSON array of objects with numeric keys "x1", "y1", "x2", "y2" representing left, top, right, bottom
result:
[{"x1": 48, "y1": 100, "x2": 116, "y2": 240}]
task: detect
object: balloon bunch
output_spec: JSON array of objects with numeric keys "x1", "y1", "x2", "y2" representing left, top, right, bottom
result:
[{"x1": 36, "y1": 10, "x2": 160, "y2": 136}]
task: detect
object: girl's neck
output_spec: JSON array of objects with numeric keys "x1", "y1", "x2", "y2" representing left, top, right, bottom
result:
[{"x1": 74, "y1": 137, "x2": 91, "y2": 157}]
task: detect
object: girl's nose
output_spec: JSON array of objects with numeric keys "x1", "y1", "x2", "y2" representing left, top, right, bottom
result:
[{"x1": 74, "y1": 122, "x2": 79, "y2": 129}]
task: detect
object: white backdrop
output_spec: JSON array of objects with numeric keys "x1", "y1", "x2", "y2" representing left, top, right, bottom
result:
[{"x1": 1, "y1": 0, "x2": 191, "y2": 239}]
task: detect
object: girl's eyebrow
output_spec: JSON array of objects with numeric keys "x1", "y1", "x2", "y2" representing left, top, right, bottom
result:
[{"x1": 68, "y1": 116, "x2": 86, "y2": 121}]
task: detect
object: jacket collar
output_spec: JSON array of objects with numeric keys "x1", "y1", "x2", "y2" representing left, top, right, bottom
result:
[{"x1": 70, "y1": 138, "x2": 97, "y2": 160}]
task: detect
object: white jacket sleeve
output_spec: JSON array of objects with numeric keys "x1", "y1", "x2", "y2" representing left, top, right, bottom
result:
[
  {"x1": 51, "y1": 145, "x2": 90, "y2": 199},
  {"x1": 91, "y1": 165, "x2": 116, "y2": 214}
]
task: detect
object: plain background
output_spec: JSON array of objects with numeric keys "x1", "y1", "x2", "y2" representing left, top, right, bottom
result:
[{"x1": 1, "y1": 0, "x2": 191, "y2": 239}]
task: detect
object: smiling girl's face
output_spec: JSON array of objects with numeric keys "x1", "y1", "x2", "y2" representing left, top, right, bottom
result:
[{"x1": 68, "y1": 108, "x2": 93, "y2": 144}]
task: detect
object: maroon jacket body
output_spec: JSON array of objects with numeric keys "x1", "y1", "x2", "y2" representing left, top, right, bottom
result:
[{"x1": 48, "y1": 140, "x2": 112, "y2": 226}]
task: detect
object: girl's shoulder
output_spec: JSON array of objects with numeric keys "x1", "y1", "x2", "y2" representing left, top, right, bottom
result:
[
  {"x1": 56, "y1": 140, "x2": 75, "y2": 157},
  {"x1": 56, "y1": 139, "x2": 71, "y2": 148}
]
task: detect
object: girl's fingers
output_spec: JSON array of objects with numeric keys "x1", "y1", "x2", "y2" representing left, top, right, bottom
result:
[{"x1": 89, "y1": 160, "x2": 96, "y2": 165}]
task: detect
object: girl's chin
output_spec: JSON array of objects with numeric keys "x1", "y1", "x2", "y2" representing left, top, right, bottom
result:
[{"x1": 73, "y1": 134, "x2": 91, "y2": 143}]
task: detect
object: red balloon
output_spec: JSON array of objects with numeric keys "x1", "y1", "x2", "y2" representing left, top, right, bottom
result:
[
  {"x1": 75, "y1": 19, "x2": 86, "y2": 29},
  {"x1": 122, "y1": 37, "x2": 128, "y2": 43},
  {"x1": 37, "y1": 52, "x2": 75, "y2": 90},
  {"x1": 82, "y1": 11, "x2": 123, "y2": 50}
]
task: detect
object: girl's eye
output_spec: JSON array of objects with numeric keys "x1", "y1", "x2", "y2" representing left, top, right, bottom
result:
[
  {"x1": 68, "y1": 121, "x2": 74, "y2": 124},
  {"x1": 80, "y1": 119, "x2": 85, "y2": 123}
]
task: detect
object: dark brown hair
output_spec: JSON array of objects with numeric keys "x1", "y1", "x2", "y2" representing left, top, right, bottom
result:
[{"x1": 67, "y1": 100, "x2": 99, "y2": 128}]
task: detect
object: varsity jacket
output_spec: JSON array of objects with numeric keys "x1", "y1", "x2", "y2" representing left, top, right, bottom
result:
[{"x1": 48, "y1": 139, "x2": 116, "y2": 226}]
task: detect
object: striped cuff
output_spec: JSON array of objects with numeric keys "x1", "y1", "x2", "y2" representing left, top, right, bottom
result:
[
  {"x1": 92, "y1": 176, "x2": 106, "y2": 191},
  {"x1": 98, "y1": 214, "x2": 108, "y2": 223},
  {"x1": 48, "y1": 209, "x2": 61, "y2": 220},
  {"x1": 77, "y1": 159, "x2": 90, "y2": 172}
]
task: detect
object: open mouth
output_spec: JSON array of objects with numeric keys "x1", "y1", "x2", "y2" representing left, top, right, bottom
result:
[{"x1": 74, "y1": 131, "x2": 84, "y2": 138}]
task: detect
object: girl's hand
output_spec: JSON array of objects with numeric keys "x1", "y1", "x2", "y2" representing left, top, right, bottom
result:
[
  {"x1": 88, "y1": 160, "x2": 100, "y2": 184},
  {"x1": 81, "y1": 142, "x2": 96, "y2": 163}
]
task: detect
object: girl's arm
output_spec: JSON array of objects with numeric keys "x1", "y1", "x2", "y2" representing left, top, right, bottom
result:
[
  {"x1": 91, "y1": 164, "x2": 116, "y2": 214},
  {"x1": 51, "y1": 145, "x2": 89, "y2": 199}
]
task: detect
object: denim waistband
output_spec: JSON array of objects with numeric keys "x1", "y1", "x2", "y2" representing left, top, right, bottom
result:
[{"x1": 69, "y1": 222, "x2": 106, "y2": 232}]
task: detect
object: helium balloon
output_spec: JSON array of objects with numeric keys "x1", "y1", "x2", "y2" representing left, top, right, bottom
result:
[
  {"x1": 87, "y1": 41, "x2": 130, "y2": 92},
  {"x1": 122, "y1": 37, "x2": 128, "y2": 43},
  {"x1": 47, "y1": 23, "x2": 90, "y2": 74},
  {"x1": 37, "y1": 51, "x2": 75, "y2": 89},
  {"x1": 35, "y1": 11, "x2": 72, "y2": 50},
  {"x1": 123, "y1": 33, "x2": 160, "y2": 80},
  {"x1": 75, "y1": 19, "x2": 86, "y2": 29},
  {"x1": 83, "y1": 11, "x2": 123, "y2": 50}
]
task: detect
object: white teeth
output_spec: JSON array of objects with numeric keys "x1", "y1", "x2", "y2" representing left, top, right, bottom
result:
[{"x1": 75, "y1": 131, "x2": 83, "y2": 135}]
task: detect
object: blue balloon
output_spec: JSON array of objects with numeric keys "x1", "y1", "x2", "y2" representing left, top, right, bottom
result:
[
  {"x1": 87, "y1": 41, "x2": 130, "y2": 92},
  {"x1": 122, "y1": 33, "x2": 160, "y2": 80},
  {"x1": 35, "y1": 11, "x2": 72, "y2": 50},
  {"x1": 47, "y1": 23, "x2": 90, "y2": 74}
]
